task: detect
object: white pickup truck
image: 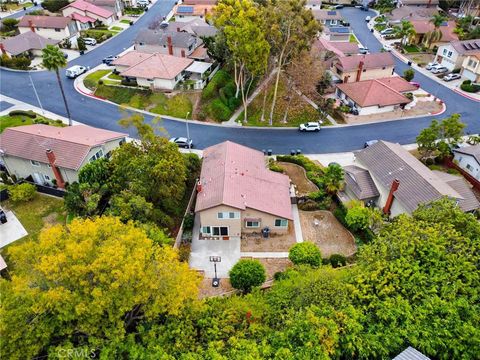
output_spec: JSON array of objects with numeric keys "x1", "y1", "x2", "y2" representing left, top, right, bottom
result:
[{"x1": 65, "y1": 65, "x2": 87, "y2": 79}]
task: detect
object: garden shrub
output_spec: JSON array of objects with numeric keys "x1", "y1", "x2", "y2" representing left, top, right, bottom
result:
[
  {"x1": 268, "y1": 159, "x2": 284, "y2": 173},
  {"x1": 229, "y1": 259, "x2": 266, "y2": 293},
  {"x1": 183, "y1": 213, "x2": 194, "y2": 231},
  {"x1": 288, "y1": 242, "x2": 321, "y2": 267},
  {"x1": 0, "y1": 55, "x2": 31, "y2": 70},
  {"x1": 329, "y1": 254, "x2": 347, "y2": 268},
  {"x1": 177, "y1": 244, "x2": 191, "y2": 263},
  {"x1": 460, "y1": 82, "x2": 480, "y2": 93},
  {"x1": 447, "y1": 168, "x2": 460, "y2": 175},
  {"x1": 298, "y1": 199, "x2": 319, "y2": 211},
  {"x1": 425, "y1": 158, "x2": 434, "y2": 166},
  {"x1": 207, "y1": 98, "x2": 232, "y2": 122},
  {"x1": 8, "y1": 110, "x2": 36, "y2": 118},
  {"x1": 42, "y1": 0, "x2": 69, "y2": 12},
  {"x1": 95, "y1": 84, "x2": 150, "y2": 104},
  {"x1": 8, "y1": 183, "x2": 37, "y2": 202},
  {"x1": 120, "y1": 79, "x2": 138, "y2": 87},
  {"x1": 227, "y1": 96, "x2": 241, "y2": 110},
  {"x1": 2, "y1": 18, "x2": 19, "y2": 31}
]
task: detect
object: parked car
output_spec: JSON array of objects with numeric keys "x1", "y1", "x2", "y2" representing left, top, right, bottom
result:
[
  {"x1": 364, "y1": 140, "x2": 378, "y2": 148},
  {"x1": 137, "y1": 0, "x2": 149, "y2": 6},
  {"x1": 103, "y1": 55, "x2": 118, "y2": 65},
  {"x1": 358, "y1": 46, "x2": 369, "y2": 54},
  {"x1": 443, "y1": 73, "x2": 461, "y2": 81},
  {"x1": 169, "y1": 137, "x2": 193, "y2": 148},
  {"x1": 83, "y1": 37, "x2": 97, "y2": 46},
  {"x1": 380, "y1": 28, "x2": 394, "y2": 35},
  {"x1": 425, "y1": 62, "x2": 439, "y2": 70},
  {"x1": 383, "y1": 44, "x2": 394, "y2": 51},
  {"x1": 65, "y1": 65, "x2": 87, "y2": 78},
  {"x1": 360, "y1": 5, "x2": 369, "y2": 11},
  {"x1": 431, "y1": 66, "x2": 448, "y2": 74},
  {"x1": 0, "y1": 207, "x2": 7, "y2": 224},
  {"x1": 409, "y1": 81, "x2": 421, "y2": 89},
  {"x1": 365, "y1": 16, "x2": 371, "y2": 22},
  {"x1": 159, "y1": 20, "x2": 169, "y2": 28},
  {"x1": 299, "y1": 122, "x2": 321, "y2": 132},
  {"x1": 340, "y1": 20, "x2": 350, "y2": 26},
  {"x1": 334, "y1": 4, "x2": 344, "y2": 9}
]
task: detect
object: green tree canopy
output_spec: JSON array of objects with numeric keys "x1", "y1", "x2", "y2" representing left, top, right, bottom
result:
[
  {"x1": 288, "y1": 242, "x2": 322, "y2": 267},
  {"x1": 229, "y1": 259, "x2": 267, "y2": 292}
]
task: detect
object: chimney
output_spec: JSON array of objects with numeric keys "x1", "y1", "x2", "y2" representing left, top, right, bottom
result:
[
  {"x1": 427, "y1": 0, "x2": 432, "y2": 8},
  {"x1": 28, "y1": 20, "x2": 35, "y2": 33},
  {"x1": 181, "y1": 49, "x2": 185, "y2": 57},
  {"x1": 45, "y1": 149, "x2": 65, "y2": 189},
  {"x1": 356, "y1": 60, "x2": 364, "y2": 82},
  {"x1": 0, "y1": 44, "x2": 6, "y2": 55},
  {"x1": 343, "y1": 75, "x2": 349, "y2": 83},
  {"x1": 196, "y1": 180, "x2": 202, "y2": 193},
  {"x1": 167, "y1": 36, "x2": 173, "y2": 55},
  {"x1": 177, "y1": 27, "x2": 180, "y2": 32},
  {"x1": 204, "y1": 8, "x2": 207, "y2": 16},
  {"x1": 383, "y1": 179, "x2": 400, "y2": 215}
]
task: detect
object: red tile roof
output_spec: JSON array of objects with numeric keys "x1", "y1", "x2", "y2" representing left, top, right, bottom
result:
[
  {"x1": 65, "y1": 0, "x2": 114, "y2": 19},
  {"x1": 195, "y1": 141, "x2": 293, "y2": 220},
  {"x1": 18, "y1": 15, "x2": 73, "y2": 29},
  {"x1": 410, "y1": 20, "x2": 458, "y2": 42},
  {"x1": 314, "y1": 38, "x2": 359, "y2": 57},
  {"x1": 335, "y1": 53, "x2": 395, "y2": 72},
  {"x1": 120, "y1": 53, "x2": 193, "y2": 80},
  {"x1": 0, "y1": 125, "x2": 126, "y2": 170},
  {"x1": 70, "y1": 12, "x2": 96, "y2": 23},
  {"x1": 112, "y1": 50, "x2": 154, "y2": 67},
  {"x1": 337, "y1": 77, "x2": 414, "y2": 107}
]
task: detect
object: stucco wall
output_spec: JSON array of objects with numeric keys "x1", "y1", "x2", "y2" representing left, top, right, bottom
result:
[
  {"x1": 358, "y1": 104, "x2": 396, "y2": 115},
  {"x1": 175, "y1": 14, "x2": 207, "y2": 23},
  {"x1": 339, "y1": 66, "x2": 395, "y2": 83},
  {"x1": 134, "y1": 43, "x2": 191, "y2": 57},
  {"x1": 241, "y1": 207, "x2": 290, "y2": 233},
  {"x1": 19, "y1": 26, "x2": 70, "y2": 41},
  {"x1": 434, "y1": 43, "x2": 463, "y2": 71},
  {"x1": 453, "y1": 152, "x2": 480, "y2": 180}
]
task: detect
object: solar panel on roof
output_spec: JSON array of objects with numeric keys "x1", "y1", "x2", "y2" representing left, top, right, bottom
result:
[
  {"x1": 331, "y1": 27, "x2": 349, "y2": 33},
  {"x1": 177, "y1": 6, "x2": 194, "y2": 13},
  {"x1": 462, "y1": 44, "x2": 469, "y2": 50},
  {"x1": 327, "y1": 10, "x2": 336, "y2": 15}
]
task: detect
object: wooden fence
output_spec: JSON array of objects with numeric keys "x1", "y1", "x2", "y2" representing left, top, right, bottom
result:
[{"x1": 174, "y1": 183, "x2": 198, "y2": 249}]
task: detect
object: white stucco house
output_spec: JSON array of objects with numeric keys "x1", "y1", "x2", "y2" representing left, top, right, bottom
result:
[
  {"x1": 434, "y1": 39, "x2": 480, "y2": 72},
  {"x1": 453, "y1": 145, "x2": 480, "y2": 181},
  {"x1": 18, "y1": 15, "x2": 79, "y2": 45}
]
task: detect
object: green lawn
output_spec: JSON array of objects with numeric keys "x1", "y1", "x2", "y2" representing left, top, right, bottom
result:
[
  {"x1": 3, "y1": 2, "x2": 32, "y2": 10},
  {"x1": 349, "y1": 34, "x2": 359, "y2": 43},
  {"x1": 120, "y1": 19, "x2": 131, "y2": 24},
  {"x1": 107, "y1": 72, "x2": 123, "y2": 80},
  {"x1": 0, "y1": 113, "x2": 64, "y2": 133},
  {"x1": 1, "y1": 194, "x2": 66, "y2": 249},
  {"x1": 84, "y1": 69, "x2": 111, "y2": 90},
  {"x1": 150, "y1": 93, "x2": 193, "y2": 118},
  {"x1": 403, "y1": 44, "x2": 421, "y2": 53},
  {"x1": 110, "y1": 26, "x2": 123, "y2": 31}
]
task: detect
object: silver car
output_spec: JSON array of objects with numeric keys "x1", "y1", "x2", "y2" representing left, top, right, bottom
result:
[{"x1": 443, "y1": 73, "x2": 461, "y2": 81}]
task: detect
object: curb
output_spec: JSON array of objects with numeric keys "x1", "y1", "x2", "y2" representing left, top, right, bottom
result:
[{"x1": 452, "y1": 88, "x2": 480, "y2": 102}]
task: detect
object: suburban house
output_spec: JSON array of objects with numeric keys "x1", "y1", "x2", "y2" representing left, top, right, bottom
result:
[
  {"x1": 324, "y1": 26, "x2": 351, "y2": 42},
  {"x1": 461, "y1": 54, "x2": 480, "y2": 82},
  {"x1": 434, "y1": 39, "x2": 480, "y2": 72},
  {"x1": 314, "y1": 38, "x2": 359, "y2": 60},
  {"x1": 410, "y1": 19, "x2": 458, "y2": 47},
  {"x1": 396, "y1": 0, "x2": 439, "y2": 6},
  {"x1": 190, "y1": 141, "x2": 293, "y2": 277},
  {"x1": 305, "y1": 0, "x2": 322, "y2": 10},
  {"x1": 163, "y1": 19, "x2": 217, "y2": 38},
  {"x1": 183, "y1": 0, "x2": 217, "y2": 4},
  {"x1": 335, "y1": 77, "x2": 417, "y2": 115},
  {"x1": 84, "y1": 0, "x2": 123, "y2": 19},
  {"x1": 453, "y1": 145, "x2": 480, "y2": 181},
  {"x1": 61, "y1": 0, "x2": 115, "y2": 27},
  {"x1": 386, "y1": 5, "x2": 438, "y2": 24},
  {"x1": 312, "y1": 10, "x2": 344, "y2": 27},
  {"x1": 18, "y1": 16, "x2": 79, "y2": 44},
  {"x1": 0, "y1": 31, "x2": 59, "y2": 58},
  {"x1": 393, "y1": 347, "x2": 431, "y2": 360},
  {"x1": 134, "y1": 29, "x2": 201, "y2": 58},
  {"x1": 173, "y1": 4, "x2": 215, "y2": 23},
  {"x1": 0, "y1": 124, "x2": 127, "y2": 188},
  {"x1": 113, "y1": 51, "x2": 212, "y2": 90},
  {"x1": 338, "y1": 140, "x2": 479, "y2": 216},
  {"x1": 332, "y1": 53, "x2": 395, "y2": 83}
]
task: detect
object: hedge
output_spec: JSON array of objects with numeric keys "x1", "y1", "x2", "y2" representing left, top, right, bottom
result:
[
  {"x1": 0, "y1": 55, "x2": 31, "y2": 70},
  {"x1": 460, "y1": 83, "x2": 480, "y2": 93},
  {"x1": 207, "y1": 98, "x2": 232, "y2": 122},
  {"x1": 8, "y1": 110, "x2": 36, "y2": 118},
  {"x1": 202, "y1": 70, "x2": 233, "y2": 100}
]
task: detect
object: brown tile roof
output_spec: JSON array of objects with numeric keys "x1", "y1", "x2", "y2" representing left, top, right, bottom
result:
[
  {"x1": 0, "y1": 125, "x2": 126, "y2": 170},
  {"x1": 64, "y1": 0, "x2": 113, "y2": 19},
  {"x1": 343, "y1": 165, "x2": 379, "y2": 199},
  {"x1": 399, "y1": 0, "x2": 439, "y2": 4},
  {"x1": 356, "y1": 141, "x2": 463, "y2": 213},
  {"x1": 314, "y1": 38, "x2": 359, "y2": 57},
  {"x1": 174, "y1": 4, "x2": 214, "y2": 16},
  {"x1": 449, "y1": 39, "x2": 480, "y2": 56},
  {"x1": 188, "y1": 45, "x2": 208, "y2": 60},
  {"x1": 120, "y1": 53, "x2": 193, "y2": 80},
  {"x1": 387, "y1": 6, "x2": 439, "y2": 22},
  {"x1": 0, "y1": 31, "x2": 59, "y2": 56},
  {"x1": 335, "y1": 53, "x2": 395, "y2": 72},
  {"x1": 18, "y1": 15, "x2": 73, "y2": 29},
  {"x1": 195, "y1": 141, "x2": 293, "y2": 220},
  {"x1": 410, "y1": 20, "x2": 458, "y2": 42},
  {"x1": 433, "y1": 171, "x2": 480, "y2": 212},
  {"x1": 312, "y1": 9, "x2": 343, "y2": 20},
  {"x1": 377, "y1": 76, "x2": 419, "y2": 92},
  {"x1": 336, "y1": 77, "x2": 414, "y2": 107},
  {"x1": 183, "y1": 0, "x2": 217, "y2": 4}
]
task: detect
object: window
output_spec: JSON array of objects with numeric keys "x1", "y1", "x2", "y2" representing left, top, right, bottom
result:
[
  {"x1": 55, "y1": 28, "x2": 61, "y2": 32},
  {"x1": 44, "y1": 174, "x2": 51, "y2": 181},
  {"x1": 89, "y1": 149, "x2": 104, "y2": 162},
  {"x1": 31, "y1": 160, "x2": 40, "y2": 167},
  {"x1": 201, "y1": 226, "x2": 211, "y2": 234},
  {"x1": 217, "y1": 211, "x2": 240, "y2": 219},
  {"x1": 466, "y1": 164, "x2": 473, "y2": 171},
  {"x1": 468, "y1": 59, "x2": 478, "y2": 68},
  {"x1": 443, "y1": 49, "x2": 447, "y2": 55},
  {"x1": 330, "y1": 20, "x2": 337, "y2": 25},
  {"x1": 245, "y1": 220, "x2": 260, "y2": 228},
  {"x1": 212, "y1": 226, "x2": 228, "y2": 236},
  {"x1": 274, "y1": 219, "x2": 288, "y2": 227}
]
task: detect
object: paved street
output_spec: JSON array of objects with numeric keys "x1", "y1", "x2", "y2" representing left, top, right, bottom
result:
[{"x1": 0, "y1": 4, "x2": 479, "y2": 154}]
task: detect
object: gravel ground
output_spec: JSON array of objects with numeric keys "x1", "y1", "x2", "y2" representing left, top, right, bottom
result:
[{"x1": 278, "y1": 162, "x2": 319, "y2": 195}]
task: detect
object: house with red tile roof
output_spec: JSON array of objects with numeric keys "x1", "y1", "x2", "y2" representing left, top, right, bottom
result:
[
  {"x1": 410, "y1": 20, "x2": 458, "y2": 48},
  {"x1": 195, "y1": 141, "x2": 293, "y2": 240},
  {"x1": 61, "y1": 0, "x2": 115, "y2": 27},
  {"x1": 18, "y1": 15, "x2": 79, "y2": 43},
  {"x1": 335, "y1": 76, "x2": 417, "y2": 115},
  {"x1": 0, "y1": 125, "x2": 126, "y2": 188},
  {"x1": 332, "y1": 53, "x2": 395, "y2": 83}
]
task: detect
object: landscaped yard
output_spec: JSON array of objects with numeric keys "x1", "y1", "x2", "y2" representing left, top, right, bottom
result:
[
  {"x1": 2, "y1": 2, "x2": 32, "y2": 10},
  {"x1": 299, "y1": 210, "x2": 356, "y2": 257},
  {"x1": 120, "y1": 19, "x2": 131, "y2": 24},
  {"x1": 241, "y1": 226, "x2": 296, "y2": 252},
  {"x1": 403, "y1": 44, "x2": 421, "y2": 53},
  {"x1": 278, "y1": 162, "x2": 318, "y2": 195},
  {"x1": 84, "y1": 69, "x2": 111, "y2": 90},
  {"x1": 349, "y1": 34, "x2": 359, "y2": 43},
  {"x1": 0, "y1": 112, "x2": 64, "y2": 133}
]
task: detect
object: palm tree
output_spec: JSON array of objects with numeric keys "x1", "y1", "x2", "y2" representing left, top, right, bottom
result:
[
  {"x1": 395, "y1": 20, "x2": 416, "y2": 46},
  {"x1": 423, "y1": 14, "x2": 447, "y2": 48},
  {"x1": 42, "y1": 45, "x2": 72, "y2": 126},
  {"x1": 322, "y1": 163, "x2": 344, "y2": 194}
]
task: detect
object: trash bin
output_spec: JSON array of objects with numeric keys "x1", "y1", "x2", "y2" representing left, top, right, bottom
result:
[
  {"x1": 290, "y1": 149, "x2": 296, "y2": 155},
  {"x1": 296, "y1": 149, "x2": 302, "y2": 155},
  {"x1": 262, "y1": 149, "x2": 266, "y2": 155},
  {"x1": 129, "y1": 20, "x2": 134, "y2": 26},
  {"x1": 408, "y1": 61, "x2": 412, "y2": 66},
  {"x1": 267, "y1": 149, "x2": 272, "y2": 156},
  {"x1": 370, "y1": 29, "x2": 374, "y2": 33},
  {"x1": 262, "y1": 227, "x2": 270, "y2": 238},
  {"x1": 79, "y1": 50, "x2": 85, "y2": 55}
]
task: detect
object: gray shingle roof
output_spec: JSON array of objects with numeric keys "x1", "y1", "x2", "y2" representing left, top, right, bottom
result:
[
  {"x1": 0, "y1": 31, "x2": 58, "y2": 56},
  {"x1": 134, "y1": 29, "x2": 197, "y2": 48},
  {"x1": 343, "y1": 165, "x2": 379, "y2": 200},
  {"x1": 393, "y1": 347, "x2": 430, "y2": 360},
  {"x1": 449, "y1": 39, "x2": 480, "y2": 56},
  {"x1": 453, "y1": 144, "x2": 480, "y2": 164},
  {"x1": 356, "y1": 141, "x2": 462, "y2": 213},
  {"x1": 433, "y1": 171, "x2": 480, "y2": 212}
]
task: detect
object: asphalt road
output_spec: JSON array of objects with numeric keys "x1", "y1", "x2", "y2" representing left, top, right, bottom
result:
[{"x1": 0, "y1": 4, "x2": 479, "y2": 154}]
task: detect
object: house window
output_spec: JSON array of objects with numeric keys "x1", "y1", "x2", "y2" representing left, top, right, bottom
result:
[
  {"x1": 468, "y1": 59, "x2": 478, "y2": 68},
  {"x1": 89, "y1": 149, "x2": 104, "y2": 162},
  {"x1": 212, "y1": 226, "x2": 228, "y2": 236},
  {"x1": 443, "y1": 49, "x2": 447, "y2": 55},
  {"x1": 245, "y1": 220, "x2": 260, "y2": 228},
  {"x1": 330, "y1": 20, "x2": 337, "y2": 25},
  {"x1": 201, "y1": 226, "x2": 211, "y2": 234},
  {"x1": 31, "y1": 160, "x2": 41, "y2": 167},
  {"x1": 55, "y1": 28, "x2": 61, "y2": 32},
  {"x1": 447, "y1": 51, "x2": 452, "y2": 57},
  {"x1": 217, "y1": 211, "x2": 240, "y2": 219},
  {"x1": 274, "y1": 219, "x2": 288, "y2": 227},
  {"x1": 467, "y1": 164, "x2": 473, "y2": 171},
  {"x1": 44, "y1": 174, "x2": 51, "y2": 181}
]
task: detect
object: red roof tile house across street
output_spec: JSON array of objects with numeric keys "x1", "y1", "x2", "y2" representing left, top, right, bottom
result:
[
  {"x1": 61, "y1": 0, "x2": 115, "y2": 25},
  {"x1": 336, "y1": 77, "x2": 417, "y2": 115},
  {"x1": 195, "y1": 141, "x2": 292, "y2": 237},
  {"x1": 332, "y1": 53, "x2": 395, "y2": 83},
  {"x1": 410, "y1": 20, "x2": 458, "y2": 45},
  {"x1": 0, "y1": 125, "x2": 126, "y2": 188},
  {"x1": 17, "y1": 15, "x2": 79, "y2": 42}
]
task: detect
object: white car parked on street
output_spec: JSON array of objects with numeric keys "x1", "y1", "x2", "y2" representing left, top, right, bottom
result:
[{"x1": 299, "y1": 122, "x2": 321, "y2": 132}]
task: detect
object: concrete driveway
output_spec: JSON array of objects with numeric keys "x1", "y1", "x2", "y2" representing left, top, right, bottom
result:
[{"x1": 0, "y1": 211, "x2": 28, "y2": 248}]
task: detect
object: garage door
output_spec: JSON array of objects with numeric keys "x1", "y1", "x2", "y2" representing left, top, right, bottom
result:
[{"x1": 463, "y1": 69, "x2": 477, "y2": 82}]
